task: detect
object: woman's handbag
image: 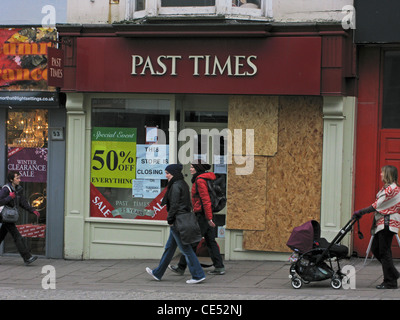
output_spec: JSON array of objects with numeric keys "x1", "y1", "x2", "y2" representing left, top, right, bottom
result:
[
  {"x1": 174, "y1": 212, "x2": 202, "y2": 245},
  {"x1": 0, "y1": 185, "x2": 19, "y2": 223},
  {"x1": 0, "y1": 205, "x2": 19, "y2": 223}
]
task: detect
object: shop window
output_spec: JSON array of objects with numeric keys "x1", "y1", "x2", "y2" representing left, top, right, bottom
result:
[
  {"x1": 185, "y1": 111, "x2": 228, "y2": 123},
  {"x1": 6, "y1": 109, "x2": 48, "y2": 256},
  {"x1": 382, "y1": 51, "x2": 400, "y2": 129},
  {"x1": 90, "y1": 98, "x2": 171, "y2": 221},
  {"x1": 161, "y1": 0, "x2": 215, "y2": 6},
  {"x1": 129, "y1": 0, "x2": 271, "y2": 19}
]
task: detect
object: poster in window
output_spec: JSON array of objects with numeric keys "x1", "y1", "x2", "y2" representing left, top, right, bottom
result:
[
  {"x1": 7, "y1": 147, "x2": 47, "y2": 183},
  {"x1": 91, "y1": 127, "x2": 137, "y2": 189}
]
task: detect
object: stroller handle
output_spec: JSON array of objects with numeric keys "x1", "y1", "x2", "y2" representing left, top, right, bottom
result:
[{"x1": 315, "y1": 217, "x2": 360, "y2": 265}]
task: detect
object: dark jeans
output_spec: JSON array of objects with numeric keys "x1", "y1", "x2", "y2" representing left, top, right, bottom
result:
[
  {"x1": 0, "y1": 222, "x2": 31, "y2": 261},
  {"x1": 371, "y1": 228, "x2": 400, "y2": 287},
  {"x1": 178, "y1": 213, "x2": 224, "y2": 270}
]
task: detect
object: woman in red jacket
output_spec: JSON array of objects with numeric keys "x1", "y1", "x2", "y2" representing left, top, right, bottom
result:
[{"x1": 169, "y1": 161, "x2": 225, "y2": 275}]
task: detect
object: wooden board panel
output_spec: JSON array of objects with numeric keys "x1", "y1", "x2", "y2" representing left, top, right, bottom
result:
[
  {"x1": 228, "y1": 95, "x2": 278, "y2": 156},
  {"x1": 243, "y1": 96, "x2": 323, "y2": 252},
  {"x1": 226, "y1": 96, "x2": 278, "y2": 230},
  {"x1": 226, "y1": 156, "x2": 267, "y2": 230}
]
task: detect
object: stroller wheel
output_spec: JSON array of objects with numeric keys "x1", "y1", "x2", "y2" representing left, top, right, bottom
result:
[
  {"x1": 330, "y1": 277, "x2": 342, "y2": 290},
  {"x1": 291, "y1": 277, "x2": 303, "y2": 289}
]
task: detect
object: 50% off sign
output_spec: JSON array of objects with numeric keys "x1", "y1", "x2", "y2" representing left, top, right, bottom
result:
[{"x1": 91, "y1": 127, "x2": 137, "y2": 188}]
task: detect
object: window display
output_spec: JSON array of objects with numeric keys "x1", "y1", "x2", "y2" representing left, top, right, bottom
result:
[
  {"x1": 6, "y1": 109, "x2": 48, "y2": 256},
  {"x1": 91, "y1": 98, "x2": 171, "y2": 220}
]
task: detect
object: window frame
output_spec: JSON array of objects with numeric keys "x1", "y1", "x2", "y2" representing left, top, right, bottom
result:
[{"x1": 127, "y1": 0, "x2": 272, "y2": 20}]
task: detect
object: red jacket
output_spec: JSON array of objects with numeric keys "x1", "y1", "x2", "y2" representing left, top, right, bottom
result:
[{"x1": 191, "y1": 172, "x2": 216, "y2": 221}]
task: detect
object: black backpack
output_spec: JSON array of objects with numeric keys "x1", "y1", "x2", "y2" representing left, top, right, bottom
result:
[{"x1": 195, "y1": 175, "x2": 227, "y2": 213}]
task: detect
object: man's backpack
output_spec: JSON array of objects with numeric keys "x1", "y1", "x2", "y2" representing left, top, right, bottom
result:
[{"x1": 196, "y1": 175, "x2": 227, "y2": 213}]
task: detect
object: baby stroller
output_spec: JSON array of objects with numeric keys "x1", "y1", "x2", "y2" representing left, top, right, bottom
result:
[{"x1": 287, "y1": 218, "x2": 359, "y2": 289}]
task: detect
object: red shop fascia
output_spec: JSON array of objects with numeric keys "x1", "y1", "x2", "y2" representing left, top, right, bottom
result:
[{"x1": 56, "y1": 22, "x2": 356, "y2": 97}]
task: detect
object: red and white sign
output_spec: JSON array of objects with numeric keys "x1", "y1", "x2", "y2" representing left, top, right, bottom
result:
[
  {"x1": 90, "y1": 183, "x2": 120, "y2": 218},
  {"x1": 17, "y1": 224, "x2": 46, "y2": 238},
  {"x1": 137, "y1": 187, "x2": 167, "y2": 221}
]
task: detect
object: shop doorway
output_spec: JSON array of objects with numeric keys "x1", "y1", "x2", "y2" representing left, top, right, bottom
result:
[
  {"x1": 5, "y1": 109, "x2": 48, "y2": 256},
  {"x1": 177, "y1": 95, "x2": 228, "y2": 250},
  {"x1": 1, "y1": 108, "x2": 65, "y2": 259},
  {"x1": 378, "y1": 50, "x2": 400, "y2": 257},
  {"x1": 355, "y1": 49, "x2": 400, "y2": 258}
]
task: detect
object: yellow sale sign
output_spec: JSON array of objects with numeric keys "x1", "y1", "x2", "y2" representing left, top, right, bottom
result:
[{"x1": 91, "y1": 127, "x2": 137, "y2": 188}]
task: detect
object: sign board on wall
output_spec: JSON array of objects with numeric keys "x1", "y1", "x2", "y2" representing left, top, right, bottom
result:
[
  {"x1": 47, "y1": 47, "x2": 64, "y2": 87},
  {"x1": 76, "y1": 37, "x2": 322, "y2": 96}
]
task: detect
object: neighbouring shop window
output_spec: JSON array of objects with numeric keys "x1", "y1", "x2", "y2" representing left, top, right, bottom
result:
[
  {"x1": 6, "y1": 109, "x2": 48, "y2": 256},
  {"x1": 91, "y1": 98, "x2": 170, "y2": 221},
  {"x1": 382, "y1": 51, "x2": 400, "y2": 129}
]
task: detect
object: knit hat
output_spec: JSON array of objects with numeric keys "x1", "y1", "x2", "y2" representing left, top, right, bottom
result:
[
  {"x1": 191, "y1": 160, "x2": 211, "y2": 173},
  {"x1": 165, "y1": 164, "x2": 183, "y2": 176}
]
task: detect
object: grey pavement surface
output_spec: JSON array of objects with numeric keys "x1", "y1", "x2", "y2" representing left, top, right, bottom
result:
[{"x1": 0, "y1": 254, "x2": 400, "y2": 301}]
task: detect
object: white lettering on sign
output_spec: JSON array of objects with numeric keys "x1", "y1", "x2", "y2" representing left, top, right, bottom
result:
[{"x1": 131, "y1": 54, "x2": 257, "y2": 77}]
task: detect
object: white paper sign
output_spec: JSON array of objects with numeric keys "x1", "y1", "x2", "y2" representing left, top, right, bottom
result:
[
  {"x1": 136, "y1": 144, "x2": 169, "y2": 159},
  {"x1": 136, "y1": 161, "x2": 168, "y2": 179},
  {"x1": 132, "y1": 179, "x2": 161, "y2": 198}
]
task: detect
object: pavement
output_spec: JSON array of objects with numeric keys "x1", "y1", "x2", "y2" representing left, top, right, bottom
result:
[{"x1": 0, "y1": 254, "x2": 400, "y2": 302}]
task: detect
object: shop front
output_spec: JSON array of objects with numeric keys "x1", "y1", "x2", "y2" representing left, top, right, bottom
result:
[
  {"x1": 0, "y1": 27, "x2": 66, "y2": 259},
  {"x1": 58, "y1": 22, "x2": 356, "y2": 260}
]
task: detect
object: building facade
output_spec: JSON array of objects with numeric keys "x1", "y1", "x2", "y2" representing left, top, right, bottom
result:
[
  {"x1": 0, "y1": 26, "x2": 66, "y2": 259},
  {"x1": 353, "y1": 0, "x2": 400, "y2": 258},
  {"x1": 56, "y1": 0, "x2": 357, "y2": 260}
]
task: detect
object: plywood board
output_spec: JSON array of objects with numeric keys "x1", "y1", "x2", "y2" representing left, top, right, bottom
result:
[
  {"x1": 228, "y1": 96, "x2": 278, "y2": 156},
  {"x1": 243, "y1": 96, "x2": 323, "y2": 252},
  {"x1": 226, "y1": 156, "x2": 267, "y2": 230}
]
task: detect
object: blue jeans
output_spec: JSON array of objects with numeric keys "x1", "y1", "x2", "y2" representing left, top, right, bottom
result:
[{"x1": 152, "y1": 227, "x2": 205, "y2": 280}]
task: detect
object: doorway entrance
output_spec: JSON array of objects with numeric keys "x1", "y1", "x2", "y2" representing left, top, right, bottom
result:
[
  {"x1": 1, "y1": 107, "x2": 66, "y2": 259},
  {"x1": 377, "y1": 50, "x2": 400, "y2": 257},
  {"x1": 5, "y1": 109, "x2": 48, "y2": 256},
  {"x1": 354, "y1": 48, "x2": 400, "y2": 258},
  {"x1": 177, "y1": 95, "x2": 228, "y2": 250}
]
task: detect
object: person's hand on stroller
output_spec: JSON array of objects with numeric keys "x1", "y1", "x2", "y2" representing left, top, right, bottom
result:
[{"x1": 352, "y1": 210, "x2": 363, "y2": 220}]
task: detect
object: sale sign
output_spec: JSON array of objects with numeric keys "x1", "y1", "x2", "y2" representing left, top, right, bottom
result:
[
  {"x1": 91, "y1": 127, "x2": 137, "y2": 188},
  {"x1": 7, "y1": 147, "x2": 47, "y2": 183},
  {"x1": 90, "y1": 182, "x2": 121, "y2": 218}
]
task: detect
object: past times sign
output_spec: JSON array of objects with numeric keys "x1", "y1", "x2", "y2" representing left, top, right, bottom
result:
[{"x1": 91, "y1": 127, "x2": 137, "y2": 188}]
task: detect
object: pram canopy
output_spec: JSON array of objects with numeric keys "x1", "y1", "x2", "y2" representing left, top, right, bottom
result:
[
  {"x1": 287, "y1": 220, "x2": 348, "y2": 258},
  {"x1": 287, "y1": 220, "x2": 320, "y2": 253}
]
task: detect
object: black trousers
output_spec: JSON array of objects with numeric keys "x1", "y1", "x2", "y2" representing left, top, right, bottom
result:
[
  {"x1": 371, "y1": 228, "x2": 400, "y2": 286},
  {"x1": 0, "y1": 222, "x2": 31, "y2": 261},
  {"x1": 178, "y1": 213, "x2": 224, "y2": 270}
]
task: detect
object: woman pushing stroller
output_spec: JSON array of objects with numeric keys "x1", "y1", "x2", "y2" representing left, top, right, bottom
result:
[{"x1": 353, "y1": 165, "x2": 400, "y2": 289}]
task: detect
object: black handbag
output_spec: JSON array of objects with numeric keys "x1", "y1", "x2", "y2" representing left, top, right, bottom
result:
[{"x1": 174, "y1": 212, "x2": 202, "y2": 245}]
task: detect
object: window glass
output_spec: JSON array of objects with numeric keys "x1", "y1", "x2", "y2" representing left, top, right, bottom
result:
[
  {"x1": 184, "y1": 111, "x2": 228, "y2": 123},
  {"x1": 91, "y1": 98, "x2": 170, "y2": 220},
  {"x1": 382, "y1": 51, "x2": 400, "y2": 129},
  {"x1": 161, "y1": 0, "x2": 215, "y2": 7},
  {"x1": 6, "y1": 109, "x2": 48, "y2": 256},
  {"x1": 232, "y1": 0, "x2": 260, "y2": 9}
]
